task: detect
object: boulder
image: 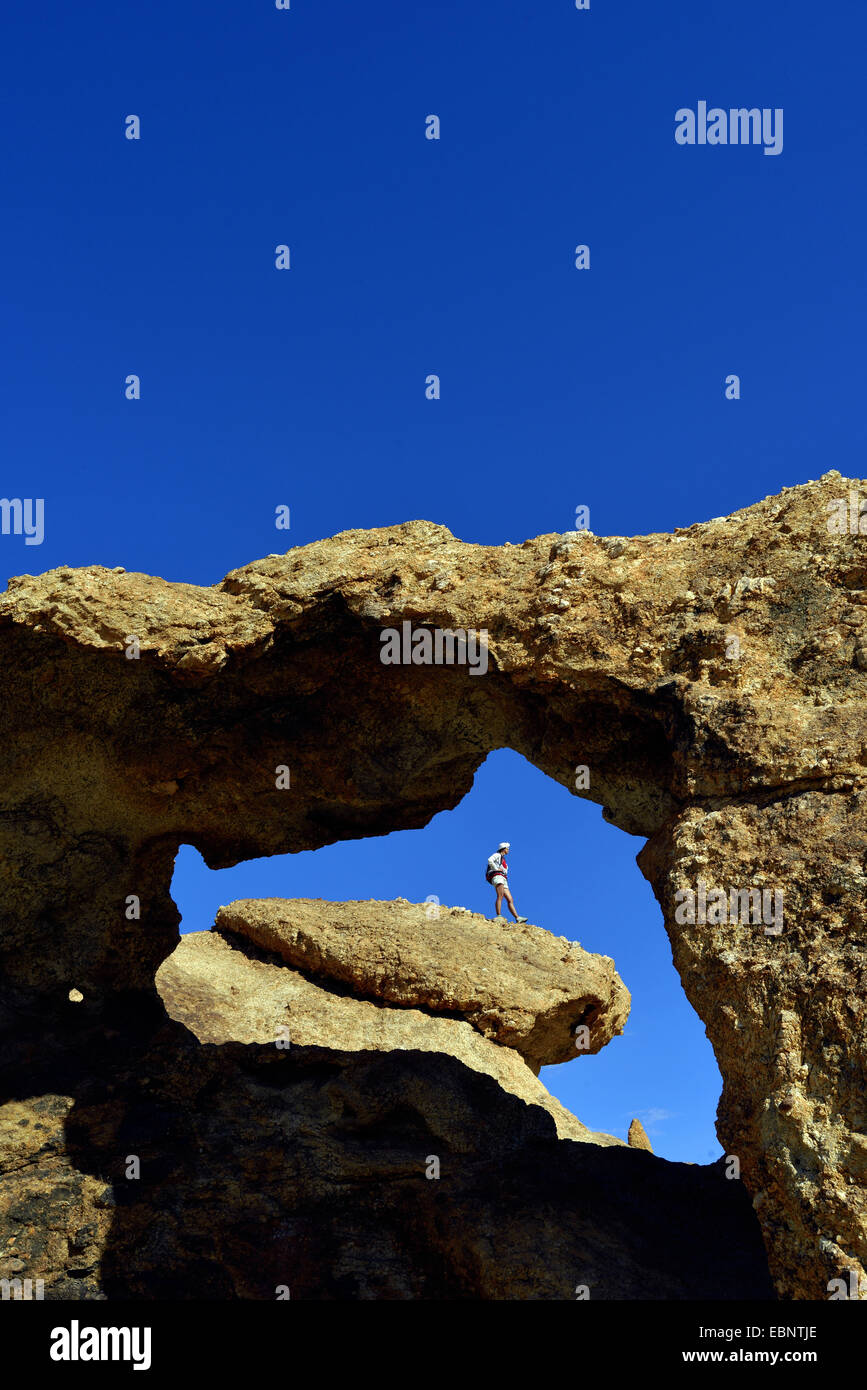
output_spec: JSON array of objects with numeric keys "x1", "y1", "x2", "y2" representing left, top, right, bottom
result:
[
  {"x1": 213, "y1": 897, "x2": 629, "y2": 1071},
  {"x1": 628, "y1": 1119, "x2": 654, "y2": 1152},
  {"x1": 156, "y1": 924, "x2": 622, "y2": 1146}
]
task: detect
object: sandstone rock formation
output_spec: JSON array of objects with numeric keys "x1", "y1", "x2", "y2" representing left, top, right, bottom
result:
[
  {"x1": 212, "y1": 897, "x2": 629, "y2": 1071},
  {"x1": 0, "y1": 1015, "x2": 774, "y2": 1300},
  {"x1": 155, "y1": 909, "x2": 624, "y2": 1146},
  {"x1": 628, "y1": 1119, "x2": 654, "y2": 1153},
  {"x1": 0, "y1": 471, "x2": 865, "y2": 1298}
]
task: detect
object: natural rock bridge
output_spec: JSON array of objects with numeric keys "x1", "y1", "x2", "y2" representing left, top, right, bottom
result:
[{"x1": 0, "y1": 472, "x2": 864, "y2": 1299}]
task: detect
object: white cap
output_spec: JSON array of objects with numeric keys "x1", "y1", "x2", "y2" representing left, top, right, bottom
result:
[{"x1": 498, "y1": 841, "x2": 510, "y2": 851}]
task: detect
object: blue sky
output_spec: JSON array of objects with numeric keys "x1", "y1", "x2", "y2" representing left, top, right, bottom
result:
[{"x1": 2, "y1": 0, "x2": 863, "y2": 1160}]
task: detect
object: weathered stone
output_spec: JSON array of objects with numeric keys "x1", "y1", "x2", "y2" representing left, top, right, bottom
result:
[
  {"x1": 156, "y1": 926, "x2": 620, "y2": 1145},
  {"x1": 638, "y1": 787, "x2": 867, "y2": 1299},
  {"x1": 0, "y1": 471, "x2": 865, "y2": 1297},
  {"x1": 212, "y1": 897, "x2": 629, "y2": 1070},
  {"x1": 0, "y1": 1019, "x2": 775, "y2": 1300},
  {"x1": 628, "y1": 1119, "x2": 654, "y2": 1152}
]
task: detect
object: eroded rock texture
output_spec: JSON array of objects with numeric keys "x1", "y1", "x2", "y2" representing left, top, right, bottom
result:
[
  {"x1": 155, "y1": 899, "x2": 627, "y2": 1145},
  {"x1": 0, "y1": 1015, "x2": 774, "y2": 1300},
  {"x1": 212, "y1": 897, "x2": 629, "y2": 1070},
  {"x1": 628, "y1": 1119, "x2": 654, "y2": 1153},
  {"x1": 0, "y1": 471, "x2": 865, "y2": 1298}
]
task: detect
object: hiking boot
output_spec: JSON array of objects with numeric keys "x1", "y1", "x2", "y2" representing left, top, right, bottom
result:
[{"x1": 516, "y1": 915, "x2": 528, "y2": 924}]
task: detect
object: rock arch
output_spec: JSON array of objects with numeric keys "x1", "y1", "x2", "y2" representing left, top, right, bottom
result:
[{"x1": 0, "y1": 472, "x2": 864, "y2": 1298}]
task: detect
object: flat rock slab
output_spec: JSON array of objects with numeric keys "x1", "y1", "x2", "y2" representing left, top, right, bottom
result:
[
  {"x1": 157, "y1": 930, "x2": 623, "y2": 1147},
  {"x1": 215, "y1": 897, "x2": 630, "y2": 1071}
]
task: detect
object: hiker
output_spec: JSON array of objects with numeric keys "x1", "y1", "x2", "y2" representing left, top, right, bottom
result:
[{"x1": 485, "y1": 841, "x2": 528, "y2": 923}]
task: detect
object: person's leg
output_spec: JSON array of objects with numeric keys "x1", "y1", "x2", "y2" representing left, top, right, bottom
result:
[
  {"x1": 495, "y1": 882, "x2": 506, "y2": 917},
  {"x1": 503, "y1": 888, "x2": 528, "y2": 924}
]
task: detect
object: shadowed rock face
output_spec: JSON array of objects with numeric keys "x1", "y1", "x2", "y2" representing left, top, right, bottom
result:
[
  {"x1": 0, "y1": 1018, "x2": 775, "y2": 1301},
  {"x1": 0, "y1": 471, "x2": 864, "y2": 1298}
]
